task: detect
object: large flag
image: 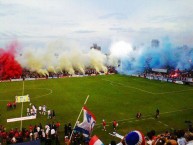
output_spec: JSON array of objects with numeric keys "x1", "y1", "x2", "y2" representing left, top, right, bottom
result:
[
  {"x1": 75, "y1": 106, "x2": 96, "y2": 136},
  {"x1": 89, "y1": 135, "x2": 104, "y2": 145}
]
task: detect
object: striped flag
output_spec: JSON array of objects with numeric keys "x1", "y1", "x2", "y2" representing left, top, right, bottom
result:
[
  {"x1": 89, "y1": 135, "x2": 104, "y2": 145},
  {"x1": 75, "y1": 106, "x2": 96, "y2": 136}
]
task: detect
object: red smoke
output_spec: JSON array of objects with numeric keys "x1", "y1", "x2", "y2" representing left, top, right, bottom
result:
[{"x1": 0, "y1": 42, "x2": 22, "y2": 80}]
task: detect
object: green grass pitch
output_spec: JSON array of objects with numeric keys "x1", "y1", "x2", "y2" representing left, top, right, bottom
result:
[{"x1": 0, "y1": 74, "x2": 193, "y2": 144}]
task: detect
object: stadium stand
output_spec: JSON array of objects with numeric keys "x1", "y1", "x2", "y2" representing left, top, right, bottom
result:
[{"x1": 0, "y1": 121, "x2": 193, "y2": 145}]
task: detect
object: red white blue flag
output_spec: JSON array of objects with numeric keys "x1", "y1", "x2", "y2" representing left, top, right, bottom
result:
[
  {"x1": 89, "y1": 135, "x2": 104, "y2": 145},
  {"x1": 75, "y1": 106, "x2": 96, "y2": 136}
]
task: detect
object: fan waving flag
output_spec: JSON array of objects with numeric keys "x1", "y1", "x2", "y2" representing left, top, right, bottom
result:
[
  {"x1": 75, "y1": 106, "x2": 96, "y2": 136},
  {"x1": 89, "y1": 135, "x2": 104, "y2": 145}
]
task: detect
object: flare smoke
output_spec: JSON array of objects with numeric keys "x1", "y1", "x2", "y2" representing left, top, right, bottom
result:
[
  {"x1": 109, "y1": 40, "x2": 193, "y2": 74},
  {"x1": 1, "y1": 39, "x2": 193, "y2": 78},
  {"x1": 0, "y1": 42, "x2": 22, "y2": 80},
  {"x1": 15, "y1": 42, "x2": 108, "y2": 76}
]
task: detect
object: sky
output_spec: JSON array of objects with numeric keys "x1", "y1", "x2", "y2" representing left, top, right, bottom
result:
[{"x1": 1, "y1": 0, "x2": 193, "y2": 52}]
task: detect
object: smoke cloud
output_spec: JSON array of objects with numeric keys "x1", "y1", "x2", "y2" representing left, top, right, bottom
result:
[
  {"x1": 1, "y1": 39, "x2": 193, "y2": 78},
  {"x1": 109, "y1": 39, "x2": 193, "y2": 74},
  {"x1": 0, "y1": 42, "x2": 22, "y2": 80},
  {"x1": 14, "y1": 41, "x2": 108, "y2": 76}
]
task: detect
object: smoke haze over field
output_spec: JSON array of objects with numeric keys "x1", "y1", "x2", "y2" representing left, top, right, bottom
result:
[{"x1": 0, "y1": 39, "x2": 193, "y2": 79}]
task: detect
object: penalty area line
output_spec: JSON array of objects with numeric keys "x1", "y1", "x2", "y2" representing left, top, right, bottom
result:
[
  {"x1": 102, "y1": 79, "x2": 154, "y2": 94},
  {"x1": 102, "y1": 79, "x2": 193, "y2": 95}
]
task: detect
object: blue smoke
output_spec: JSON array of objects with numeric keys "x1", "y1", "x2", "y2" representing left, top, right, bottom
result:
[{"x1": 117, "y1": 40, "x2": 193, "y2": 74}]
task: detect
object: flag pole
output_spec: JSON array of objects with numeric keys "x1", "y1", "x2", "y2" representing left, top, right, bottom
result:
[{"x1": 69, "y1": 95, "x2": 90, "y2": 143}]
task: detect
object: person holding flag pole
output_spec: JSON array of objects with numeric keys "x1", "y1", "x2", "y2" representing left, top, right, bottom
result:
[
  {"x1": 74, "y1": 106, "x2": 96, "y2": 136},
  {"x1": 68, "y1": 95, "x2": 89, "y2": 145},
  {"x1": 68, "y1": 95, "x2": 96, "y2": 144}
]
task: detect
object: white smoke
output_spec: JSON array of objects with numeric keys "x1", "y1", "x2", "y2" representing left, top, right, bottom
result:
[
  {"x1": 110, "y1": 41, "x2": 133, "y2": 58},
  {"x1": 89, "y1": 49, "x2": 107, "y2": 73},
  {"x1": 108, "y1": 41, "x2": 136, "y2": 69},
  {"x1": 15, "y1": 41, "x2": 108, "y2": 75}
]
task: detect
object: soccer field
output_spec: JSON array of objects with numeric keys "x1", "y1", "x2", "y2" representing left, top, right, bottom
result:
[{"x1": 0, "y1": 74, "x2": 193, "y2": 144}]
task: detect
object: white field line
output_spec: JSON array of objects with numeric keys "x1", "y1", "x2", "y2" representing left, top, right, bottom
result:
[
  {"x1": 0, "y1": 88, "x2": 53, "y2": 102},
  {"x1": 95, "y1": 107, "x2": 193, "y2": 126},
  {"x1": 131, "y1": 78, "x2": 193, "y2": 94},
  {"x1": 102, "y1": 79, "x2": 154, "y2": 94},
  {"x1": 102, "y1": 79, "x2": 193, "y2": 95},
  {"x1": 153, "y1": 89, "x2": 193, "y2": 95},
  {"x1": 157, "y1": 121, "x2": 169, "y2": 127},
  {"x1": 29, "y1": 88, "x2": 53, "y2": 99},
  {"x1": 131, "y1": 78, "x2": 167, "y2": 87}
]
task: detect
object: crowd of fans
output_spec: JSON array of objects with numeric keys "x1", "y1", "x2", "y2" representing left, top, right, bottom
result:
[
  {"x1": 143, "y1": 69, "x2": 193, "y2": 83},
  {"x1": 0, "y1": 117, "x2": 193, "y2": 145},
  {"x1": 21, "y1": 67, "x2": 193, "y2": 85},
  {"x1": 0, "y1": 121, "x2": 62, "y2": 145},
  {"x1": 104, "y1": 120, "x2": 193, "y2": 145},
  {"x1": 0, "y1": 121, "x2": 84, "y2": 145},
  {"x1": 108, "y1": 128, "x2": 193, "y2": 145},
  {"x1": 1, "y1": 125, "x2": 192, "y2": 145},
  {"x1": 19, "y1": 67, "x2": 117, "y2": 80}
]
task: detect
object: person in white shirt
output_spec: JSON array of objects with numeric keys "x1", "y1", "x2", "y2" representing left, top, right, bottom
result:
[
  {"x1": 11, "y1": 137, "x2": 17, "y2": 143},
  {"x1": 30, "y1": 132, "x2": 33, "y2": 141},
  {"x1": 42, "y1": 129, "x2": 46, "y2": 141},
  {"x1": 185, "y1": 131, "x2": 193, "y2": 145},
  {"x1": 32, "y1": 105, "x2": 36, "y2": 111},
  {"x1": 34, "y1": 108, "x2": 37, "y2": 116},
  {"x1": 43, "y1": 105, "x2": 46, "y2": 115},
  {"x1": 46, "y1": 126, "x2": 50, "y2": 135},
  {"x1": 51, "y1": 128, "x2": 55, "y2": 135},
  {"x1": 39, "y1": 105, "x2": 42, "y2": 114},
  {"x1": 30, "y1": 108, "x2": 34, "y2": 116},
  {"x1": 177, "y1": 130, "x2": 187, "y2": 145},
  {"x1": 27, "y1": 107, "x2": 30, "y2": 116},
  {"x1": 47, "y1": 109, "x2": 51, "y2": 119},
  {"x1": 37, "y1": 126, "x2": 40, "y2": 133}
]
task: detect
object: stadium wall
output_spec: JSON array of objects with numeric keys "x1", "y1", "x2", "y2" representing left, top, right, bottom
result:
[
  {"x1": 0, "y1": 73, "x2": 115, "y2": 83},
  {"x1": 1, "y1": 73, "x2": 192, "y2": 86},
  {"x1": 132, "y1": 74, "x2": 193, "y2": 85}
]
